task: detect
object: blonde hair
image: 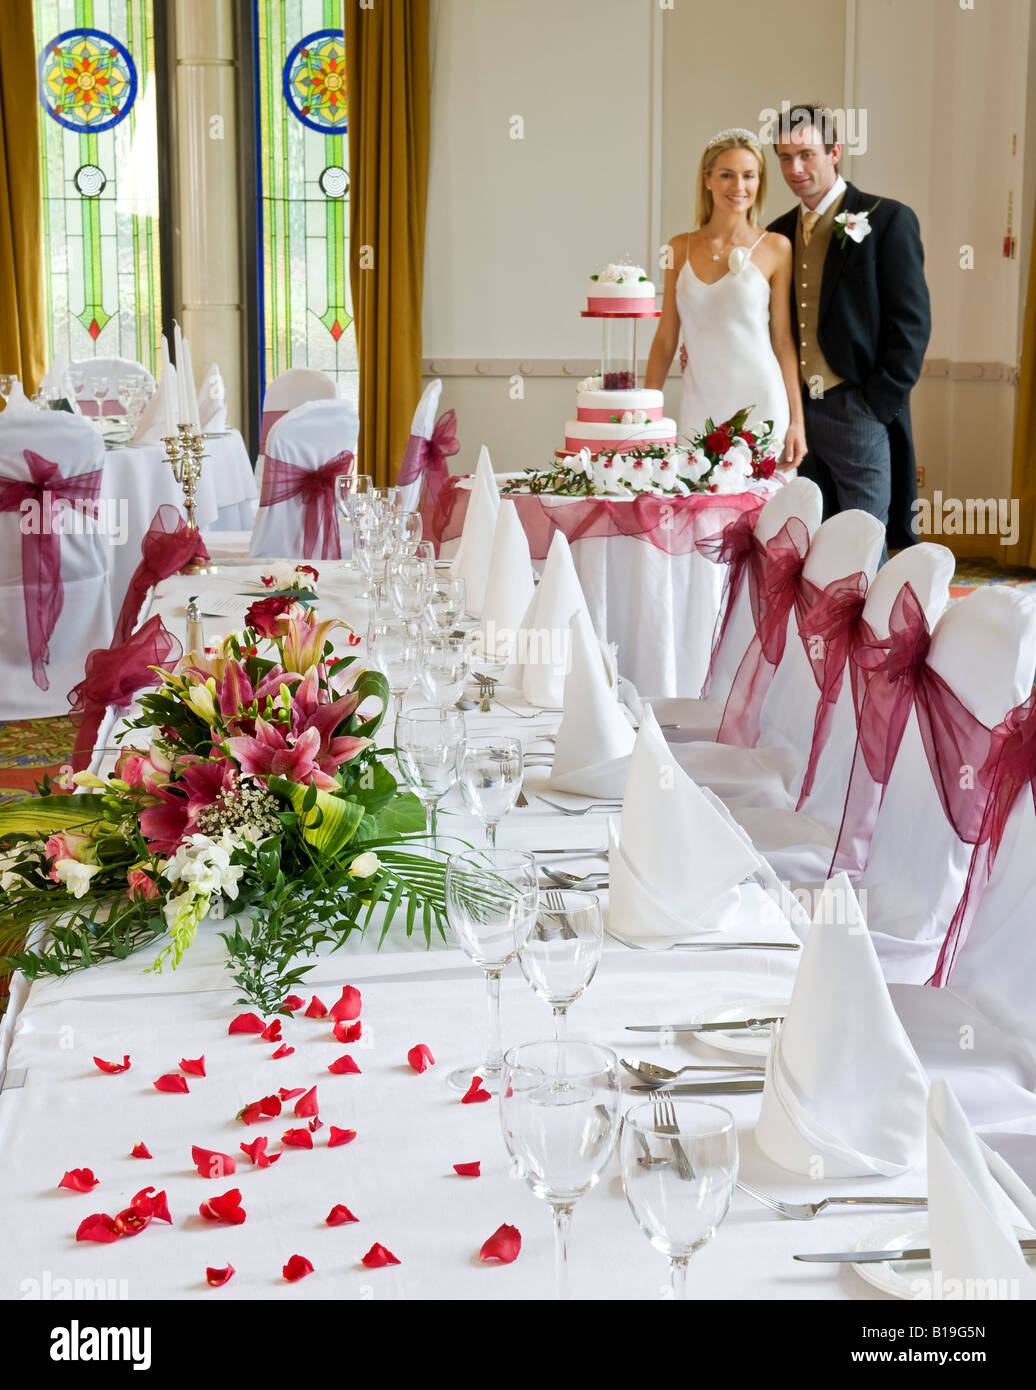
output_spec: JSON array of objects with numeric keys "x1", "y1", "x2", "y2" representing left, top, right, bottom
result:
[{"x1": 695, "y1": 132, "x2": 767, "y2": 229}]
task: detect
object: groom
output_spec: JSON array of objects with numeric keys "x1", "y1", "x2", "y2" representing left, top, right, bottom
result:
[{"x1": 768, "y1": 104, "x2": 930, "y2": 551}]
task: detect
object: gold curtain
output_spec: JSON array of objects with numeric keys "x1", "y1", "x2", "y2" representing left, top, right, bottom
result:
[
  {"x1": 1006, "y1": 195, "x2": 1036, "y2": 568},
  {"x1": 345, "y1": 0, "x2": 431, "y2": 486},
  {"x1": 0, "y1": 0, "x2": 47, "y2": 392}
]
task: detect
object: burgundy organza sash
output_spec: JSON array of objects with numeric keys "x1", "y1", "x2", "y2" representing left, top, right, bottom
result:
[
  {"x1": 0, "y1": 449, "x2": 103, "y2": 690},
  {"x1": 258, "y1": 449, "x2": 354, "y2": 559},
  {"x1": 716, "y1": 517, "x2": 811, "y2": 747},
  {"x1": 695, "y1": 508, "x2": 764, "y2": 697},
  {"x1": 929, "y1": 691, "x2": 1036, "y2": 986},
  {"x1": 114, "y1": 504, "x2": 210, "y2": 645},
  {"x1": 794, "y1": 571, "x2": 871, "y2": 807},
  {"x1": 398, "y1": 408, "x2": 459, "y2": 526},
  {"x1": 68, "y1": 615, "x2": 183, "y2": 772},
  {"x1": 258, "y1": 408, "x2": 289, "y2": 453},
  {"x1": 830, "y1": 583, "x2": 993, "y2": 878}
]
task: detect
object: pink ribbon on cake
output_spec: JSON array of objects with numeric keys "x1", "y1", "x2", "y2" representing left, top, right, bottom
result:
[
  {"x1": 0, "y1": 449, "x2": 103, "y2": 690},
  {"x1": 259, "y1": 449, "x2": 355, "y2": 559}
]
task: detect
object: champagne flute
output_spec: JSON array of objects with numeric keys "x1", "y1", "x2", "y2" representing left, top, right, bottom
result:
[
  {"x1": 619, "y1": 1100, "x2": 738, "y2": 1300},
  {"x1": 514, "y1": 890, "x2": 603, "y2": 1042},
  {"x1": 445, "y1": 849, "x2": 538, "y2": 1093},
  {"x1": 367, "y1": 617, "x2": 419, "y2": 715},
  {"x1": 500, "y1": 1041, "x2": 620, "y2": 1300},
  {"x1": 456, "y1": 735, "x2": 524, "y2": 846},
  {"x1": 335, "y1": 472, "x2": 356, "y2": 562},
  {"x1": 91, "y1": 372, "x2": 110, "y2": 426},
  {"x1": 395, "y1": 706, "x2": 465, "y2": 840}
]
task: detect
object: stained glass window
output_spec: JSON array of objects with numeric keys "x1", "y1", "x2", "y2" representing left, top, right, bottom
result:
[
  {"x1": 33, "y1": 0, "x2": 162, "y2": 372},
  {"x1": 254, "y1": 0, "x2": 356, "y2": 406}
]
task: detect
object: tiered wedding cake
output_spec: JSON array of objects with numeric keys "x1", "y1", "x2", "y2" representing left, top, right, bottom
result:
[{"x1": 560, "y1": 264, "x2": 677, "y2": 457}]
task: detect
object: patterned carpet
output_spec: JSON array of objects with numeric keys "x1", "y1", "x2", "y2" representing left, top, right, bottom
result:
[{"x1": 948, "y1": 557, "x2": 1036, "y2": 601}]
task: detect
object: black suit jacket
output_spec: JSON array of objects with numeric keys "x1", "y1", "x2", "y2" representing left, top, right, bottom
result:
[{"x1": 768, "y1": 183, "x2": 931, "y2": 548}]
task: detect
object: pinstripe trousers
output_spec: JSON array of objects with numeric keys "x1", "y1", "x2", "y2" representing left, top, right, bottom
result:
[{"x1": 801, "y1": 384, "x2": 892, "y2": 558}]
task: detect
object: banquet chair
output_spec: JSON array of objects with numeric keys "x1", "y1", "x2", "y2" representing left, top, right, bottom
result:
[
  {"x1": 72, "y1": 356, "x2": 154, "y2": 417},
  {"x1": 644, "y1": 476, "x2": 824, "y2": 735},
  {"x1": 249, "y1": 398, "x2": 359, "y2": 560},
  {"x1": 396, "y1": 378, "x2": 443, "y2": 513},
  {"x1": 258, "y1": 367, "x2": 337, "y2": 457},
  {"x1": 0, "y1": 410, "x2": 113, "y2": 719}
]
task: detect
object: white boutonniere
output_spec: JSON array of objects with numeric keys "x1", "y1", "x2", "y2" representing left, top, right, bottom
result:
[{"x1": 834, "y1": 200, "x2": 881, "y2": 248}]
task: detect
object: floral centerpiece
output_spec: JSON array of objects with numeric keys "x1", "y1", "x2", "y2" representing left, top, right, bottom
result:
[
  {"x1": 0, "y1": 602, "x2": 448, "y2": 1013},
  {"x1": 502, "y1": 407, "x2": 778, "y2": 498}
]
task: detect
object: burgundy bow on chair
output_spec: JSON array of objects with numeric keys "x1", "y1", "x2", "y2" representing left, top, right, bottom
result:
[
  {"x1": 929, "y1": 691, "x2": 1036, "y2": 986},
  {"x1": 68, "y1": 616, "x2": 183, "y2": 773},
  {"x1": 830, "y1": 583, "x2": 993, "y2": 880},
  {"x1": 0, "y1": 448, "x2": 104, "y2": 690},
  {"x1": 114, "y1": 505, "x2": 210, "y2": 644},
  {"x1": 716, "y1": 517, "x2": 811, "y2": 747},
  {"x1": 695, "y1": 507, "x2": 763, "y2": 698},
  {"x1": 398, "y1": 409, "x2": 460, "y2": 545},
  {"x1": 258, "y1": 449, "x2": 354, "y2": 559}
]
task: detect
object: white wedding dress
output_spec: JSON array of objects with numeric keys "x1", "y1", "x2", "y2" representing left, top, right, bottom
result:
[{"x1": 676, "y1": 233, "x2": 791, "y2": 451}]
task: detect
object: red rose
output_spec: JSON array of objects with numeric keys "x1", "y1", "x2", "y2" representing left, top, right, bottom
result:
[
  {"x1": 244, "y1": 595, "x2": 294, "y2": 639},
  {"x1": 756, "y1": 455, "x2": 777, "y2": 480},
  {"x1": 705, "y1": 429, "x2": 731, "y2": 456},
  {"x1": 739, "y1": 430, "x2": 756, "y2": 447}
]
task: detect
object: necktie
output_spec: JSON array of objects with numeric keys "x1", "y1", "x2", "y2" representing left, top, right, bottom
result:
[{"x1": 802, "y1": 209, "x2": 820, "y2": 246}]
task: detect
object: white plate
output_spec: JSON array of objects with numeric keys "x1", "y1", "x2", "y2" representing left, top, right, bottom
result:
[
  {"x1": 851, "y1": 1218, "x2": 1036, "y2": 1299},
  {"x1": 689, "y1": 995, "x2": 789, "y2": 1057}
]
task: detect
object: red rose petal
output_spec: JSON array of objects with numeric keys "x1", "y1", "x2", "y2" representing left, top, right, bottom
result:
[
  {"x1": 154, "y1": 1073, "x2": 189, "y2": 1094},
  {"x1": 191, "y1": 1145, "x2": 237, "y2": 1179},
  {"x1": 361, "y1": 1242, "x2": 400, "y2": 1268},
  {"x1": 239, "y1": 1103, "x2": 264, "y2": 1125},
  {"x1": 179, "y1": 1055, "x2": 206, "y2": 1077},
  {"x1": 59, "y1": 1168, "x2": 98, "y2": 1193},
  {"x1": 114, "y1": 1206, "x2": 153, "y2": 1238},
  {"x1": 271, "y1": 1044, "x2": 294, "y2": 1059},
  {"x1": 407, "y1": 1044, "x2": 435, "y2": 1073},
  {"x1": 76, "y1": 1213, "x2": 119, "y2": 1243},
  {"x1": 130, "y1": 1142, "x2": 152, "y2": 1159},
  {"x1": 309, "y1": 1118, "x2": 323, "y2": 1132},
  {"x1": 328, "y1": 985, "x2": 361, "y2": 1022},
  {"x1": 206, "y1": 1264, "x2": 235, "y2": 1287},
  {"x1": 304, "y1": 996, "x2": 327, "y2": 1019},
  {"x1": 328, "y1": 1055, "x2": 361, "y2": 1075},
  {"x1": 199, "y1": 1189, "x2": 246, "y2": 1225},
  {"x1": 328, "y1": 1127, "x2": 357, "y2": 1147},
  {"x1": 93, "y1": 1055, "x2": 130, "y2": 1074},
  {"x1": 132, "y1": 1187, "x2": 171, "y2": 1224},
  {"x1": 461, "y1": 1075, "x2": 491, "y2": 1104},
  {"x1": 261, "y1": 1020, "x2": 282, "y2": 1043},
  {"x1": 280, "y1": 995, "x2": 305, "y2": 1013},
  {"x1": 281, "y1": 1128, "x2": 313, "y2": 1149},
  {"x1": 279, "y1": 1087, "x2": 305, "y2": 1101},
  {"x1": 453, "y1": 1162, "x2": 481, "y2": 1177},
  {"x1": 228, "y1": 1012, "x2": 266, "y2": 1035},
  {"x1": 260, "y1": 1094, "x2": 282, "y2": 1116},
  {"x1": 294, "y1": 1086, "x2": 319, "y2": 1116},
  {"x1": 240, "y1": 1137, "x2": 268, "y2": 1164},
  {"x1": 283, "y1": 1254, "x2": 314, "y2": 1282},
  {"x1": 333, "y1": 1019, "x2": 361, "y2": 1043},
  {"x1": 326, "y1": 1204, "x2": 358, "y2": 1225},
  {"x1": 258, "y1": 1151, "x2": 281, "y2": 1167},
  {"x1": 479, "y1": 1223, "x2": 522, "y2": 1264}
]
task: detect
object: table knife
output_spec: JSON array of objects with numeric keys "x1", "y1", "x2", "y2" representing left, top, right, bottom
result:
[
  {"x1": 626, "y1": 1016, "x2": 785, "y2": 1033},
  {"x1": 629, "y1": 1079, "x2": 764, "y2": 1095},
  {"x1": 795, "y1": 1239, "x2": 1036, "y2": 1264},
  {"x1": 672, "y1": 942, "x2": 800, "y2": 952}
]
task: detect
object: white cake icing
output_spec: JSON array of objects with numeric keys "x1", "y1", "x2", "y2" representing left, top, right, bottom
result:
[
  {"x1": 586, "y1": 278, "x2": 657, "y2": 301},
  {"x1": 576, "y1": 388, "x2": 664, "y2": 413},
  {"x1": 564, "y1": 416, "x2": 678, "y2": 451}
]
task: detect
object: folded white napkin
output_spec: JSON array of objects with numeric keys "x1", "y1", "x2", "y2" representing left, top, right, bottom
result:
[
  {"x1": 132, "y1": 362, "x2": 178, "y2": 445},
  {"x1": 518, "y1": 529, "x2": 593, "y2": 708},
  {"x1": 198, "y1": 362, "x2": 227, "y2": 431},
  {"x1": 605, "y1": 708, "x2": 759, "y2": 943},
  {"x1": 926, "y1": 1079, "x2": 1036, "y2": 1298},
  {"x1": 451, "y1": 445, "x2": 500, "y2": 616},
  {"x1": 756, "y1": 872, "x2": 929, "y2": 1177},
  {"x1": 550, "y1": 610, "x2": 636, "y2": 797},
  {"x1": 2, "y1": 381, "x2": 34, "y2": 415},
  {"x1": 478, "y1": 498, "x2": 534, "y2": 664},
  {"x1": 39, "y1": 353, "x2": 76, "y2": 404}
]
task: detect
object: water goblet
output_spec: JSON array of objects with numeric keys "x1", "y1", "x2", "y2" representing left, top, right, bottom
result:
[
  {"x1": 619, "y1": 1100, "x2": 738, "y2": 1300},
  {"x1": 444, "y1": 848, "x2": 538, "y2": 1093},
  {"x1": 514, "y1": 890, "x2": 603, "y2": 1042},
  {"x1": 395, "y1": 706, "x2": 465, "y2": 841},
  {"x1": 426, "y1": 575, "x2": 467, "y2": 633},
  {"x1": 456, "y1": 735, "x2": 524, "y2": 846},
  {"x1": 367, "y1": 617, "x2": 419, "y2": 715},
  {"x1": 91, "y1": 373, "x2": 110, "y2": 426},
  {"x1": 391, "y1": 510, "x2": 423, "y2": 548},
  {"x1": 387, "y1": 556, "x2": 433, "y2": 634},
  {"x1": 420, "y1": 633, "x2": 471, "y2": 705}
]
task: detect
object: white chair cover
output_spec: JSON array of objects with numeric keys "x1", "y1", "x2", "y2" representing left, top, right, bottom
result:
[
  {"x1": 258, "y1": 367, "x2": 337, "y2": 455},
  {"x1": 71, "y1": 356, "x2": 154, "y2": 416},
  {"x1": 397, "y1": 379, "x2": 443, "y2": 513},
  {"x1": 249, "y1": 398, "x2": 358, "y2": 560},
  {"x1": 0, "y1": 411, "x2": 113, "y2": 719}
]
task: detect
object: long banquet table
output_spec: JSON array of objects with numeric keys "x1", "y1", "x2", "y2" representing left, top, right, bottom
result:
[{"x1": 0, "y1": 561, "x2": 982, "y2": 1301}]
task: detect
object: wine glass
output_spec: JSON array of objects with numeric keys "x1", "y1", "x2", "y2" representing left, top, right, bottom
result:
[
  {"x1": 391, "y1": 510, "x2": 423, "y2": 549},
  {"x1": 456, "y1": 735, "x2": 524, "y2": 847},
  {"x1": 367, "y1": 617, "x2": 419, "y2": 715},
  {"x1": 69, "y1": 369, "x2": 86, "y2": 404},
  {"x1": 91, "y1": 372, "x2": 110, "y2": 425},
  {"x1": 426, "y1": 575, "x2": 467, "y2": 633},
  {"x1": 387, "y1": 555, "x2": 433, "y2": 634},
  {"x1": 500, "y1": 1041, "x2": 620, "y2": 1300},
  {"x1": 335, "y1": 472, "x2": 355, "y2": 560},
  {"x1": 395, "y1": 706, "x2": 465, "y2": 841},
  {"x1": 619, "y1": 1100, "x2": 738, "y2": 1300},
  {"x1": 445, "y1": 849, "x2": 538, "y2": 1093},
  {"x1": 413, "y1": 541, "x2": 436, "y2": 567},
  {"x1": 514, "y1": 890, "x2": 603, "y2": 1042},
  {"x1": 420, "y1": 634, "x2": 471, "y2": 705},
  {"x1": 358, "y1": 509, "x2": 393, "y2": 610}
]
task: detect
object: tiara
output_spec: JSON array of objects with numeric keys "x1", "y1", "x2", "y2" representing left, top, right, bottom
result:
[{"x1": 706, "y1": 127, "x2": 761, "y2": 148}]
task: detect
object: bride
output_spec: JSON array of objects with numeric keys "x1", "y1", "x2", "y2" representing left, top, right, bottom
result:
[{"x1": 645, "y1": 128, "x2": 806, "y2": 469}]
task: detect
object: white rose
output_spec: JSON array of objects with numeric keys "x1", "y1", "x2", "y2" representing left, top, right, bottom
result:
[
  {"x1": 620, "y1": 411, "x2": 634, "y2": 426},
  {"x1": 577, "y1": 375, "x2": 603, "y2": 394},
  {"x1": 631, "y1": 409, "x2": 648, "y2": 426},
  {"x1": 53, "y1": 858, "x2": 101, "y2": 899},
  {"x1": 349, "y1": 851, "x2": 381, "y2": 879}
]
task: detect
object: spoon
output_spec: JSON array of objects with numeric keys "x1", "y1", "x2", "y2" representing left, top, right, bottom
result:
[
  {"x1": 541, "y1": 866, "x2": 608, "y2": 889},
  {"x1": 621, "y1": 1058, "x2": 765, "y2": 1084}
]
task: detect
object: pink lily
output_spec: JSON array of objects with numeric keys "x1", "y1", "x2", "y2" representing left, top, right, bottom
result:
[
  {"x1": 140, "y1": 757, "x2": 238, "y2": 855},
  {"x1": 282, "y1": 610, "x2": 343, "y2": 675},
  {"x1": 226, "y1": 719, "x2": 343, "y2": 791},
  {"x1": 289, "y1": 669, "x2": 369, "y2": 780}
]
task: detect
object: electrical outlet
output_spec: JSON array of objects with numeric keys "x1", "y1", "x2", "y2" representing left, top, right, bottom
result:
[{"x1": 916, "y1": 466, "x2": 926, "y2": 489}]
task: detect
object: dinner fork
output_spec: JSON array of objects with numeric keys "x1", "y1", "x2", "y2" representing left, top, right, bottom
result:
[
  {"x1": 537, "y1": 795, "x2": 623, "y2": 816},
  {"x1": 654, "y1": 1091, "x2": 695, "y2": 1181},
  {"x1": 736, "y1": 1179, "x2": 928, "y2": 1221}
]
